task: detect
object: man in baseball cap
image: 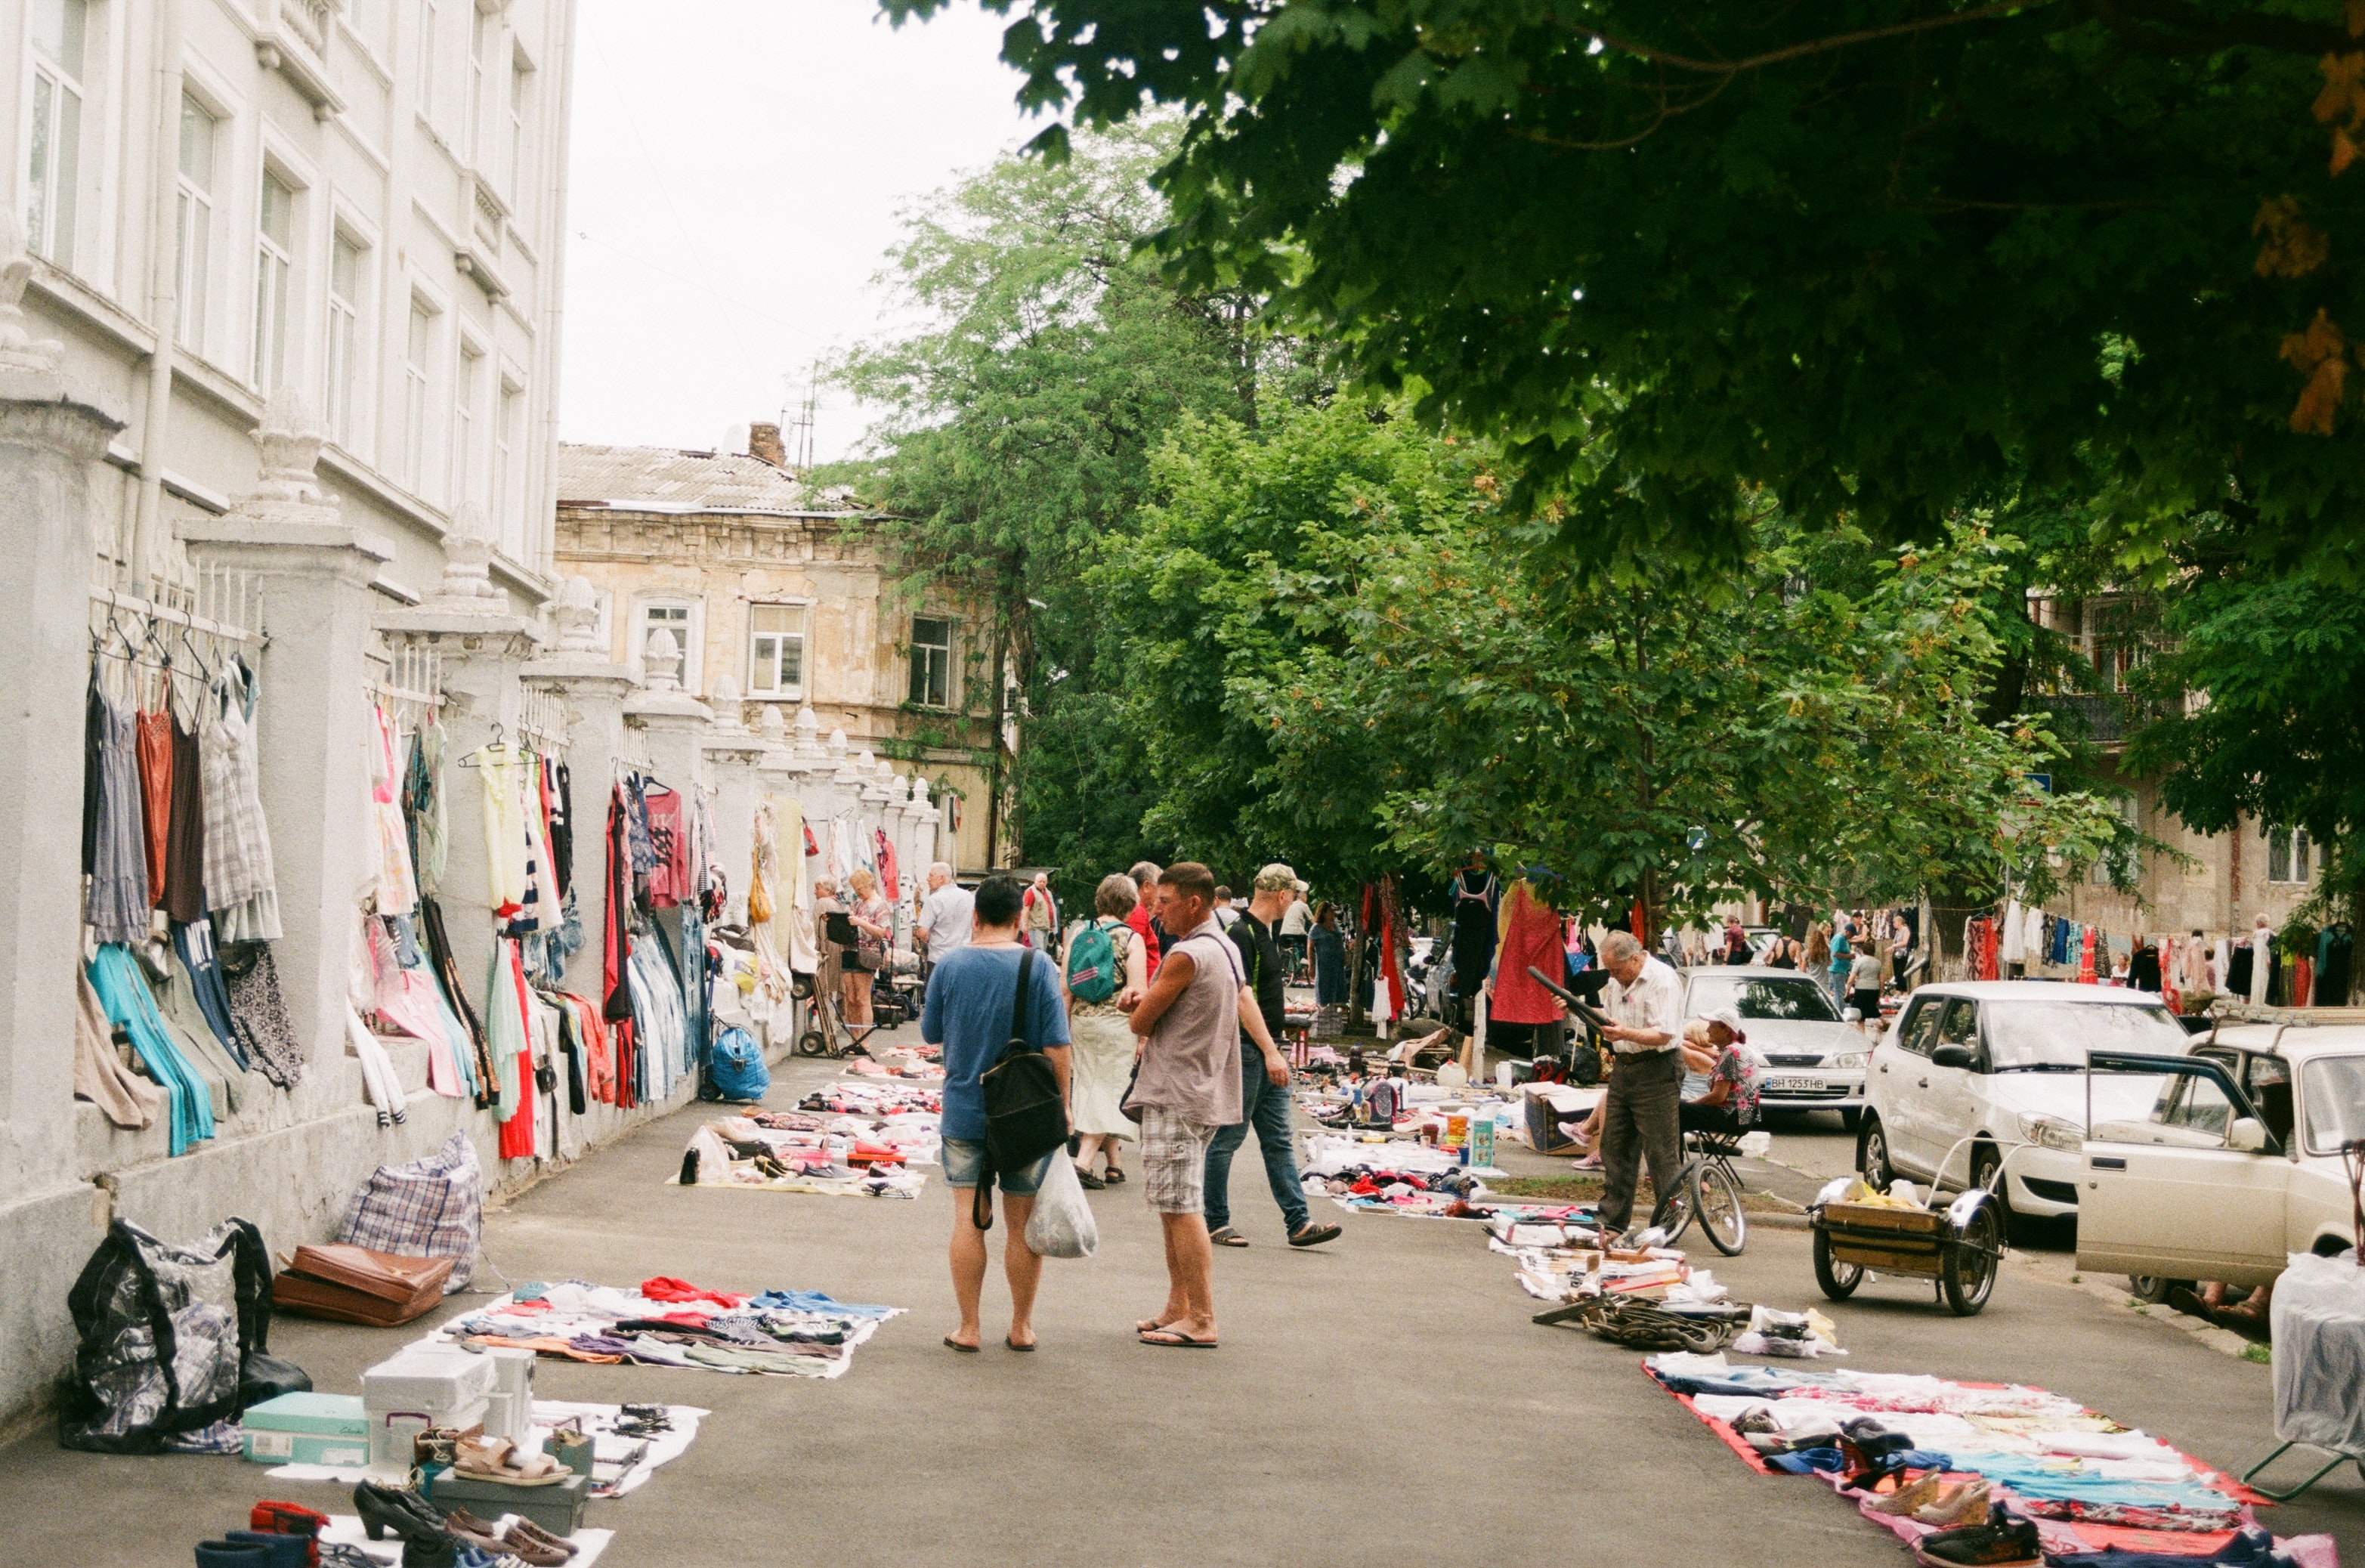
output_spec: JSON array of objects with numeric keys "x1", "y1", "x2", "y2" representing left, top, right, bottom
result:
[{"x1": 1205, "y1": 863, "x2": 1341, "y2": 1250}]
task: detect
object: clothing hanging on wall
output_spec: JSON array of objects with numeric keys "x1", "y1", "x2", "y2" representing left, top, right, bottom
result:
[
  {"x1": 2317, "y1": 925, "x2": 2354, "y2": 1008},
  {"x1": 162, "y1": 713, "x2": 206, "y2": 925},
  {"x1": 603, "y1": 784, "x2": 638, "y2": 1110},
  {"x1": 218, "y1": 939, "x2": 302, "y2": 1090},
  {"x1": 208, "y1": 664, "x2": 282, "y2": 942},
  {"x1": 480, "y1": 744, "x2": 530, "y2": 920},
  {"x1": 417, "y1": 897, "x2": 496, "y2": 1107},
  {"x1": 2128, "y1": 941, "x2": 2162, "y2": 994},
  {"x1": 74, "y1": 969, "x2": 162, "y2": 1130},
  {"x1": 87, "y1": 685, "x2": 153, "y2": 945},
  {"x1": 87, "y1": 943, "x2": 212, "y2": 1155}
]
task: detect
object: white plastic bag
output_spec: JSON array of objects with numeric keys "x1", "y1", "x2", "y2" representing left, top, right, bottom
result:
[
  {"x1": 2271, "y1": 1249, "x2": 2365, "y2": 1452},
  {"x1": 1024, "y1": 1156, "x2": 1099, "y2": 1260}
]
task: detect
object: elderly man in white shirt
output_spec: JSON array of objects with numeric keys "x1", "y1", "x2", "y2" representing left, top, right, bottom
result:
[{"x1": 1594, "y1": 929, "x2": 1687, "y2": 1237}]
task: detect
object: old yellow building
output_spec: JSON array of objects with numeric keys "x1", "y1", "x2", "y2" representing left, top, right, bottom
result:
[{"x1": 554, "y1": 429, "x2": 1008, "y2": 872}]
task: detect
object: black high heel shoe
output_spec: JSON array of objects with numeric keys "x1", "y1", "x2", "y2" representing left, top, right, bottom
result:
[{"x1": 351, "y1": 1481, "x2": 448, "y2": 1543}]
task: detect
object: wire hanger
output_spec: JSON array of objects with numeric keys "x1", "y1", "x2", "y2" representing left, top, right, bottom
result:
[{"x1": 456, "y1": 720, "x2": 507, "y2": 767}]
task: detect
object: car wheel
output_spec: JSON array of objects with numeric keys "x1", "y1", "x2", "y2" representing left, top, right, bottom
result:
[
  {"x1": 1838, "y1": 1107, "x2": 1863, "y2": 1133},
  {"x1": 2128, "y1": 1276, "x2": 2173, "y2": 1304},
  {"x1": 1859, "y1": 1117, "x2": 1895, "y2": 1192}
]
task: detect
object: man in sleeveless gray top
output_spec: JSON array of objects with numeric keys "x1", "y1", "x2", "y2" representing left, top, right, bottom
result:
[{"x1": 1124, "y1": 862, "x2": 1280, "y2": 1349}]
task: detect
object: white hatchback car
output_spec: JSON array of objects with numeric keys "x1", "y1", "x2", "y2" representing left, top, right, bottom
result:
[
  {"x1": 1859, "y1": 982, "x2": 2194, "y2": 1220},
  {"x1": 2078, "y1": 1022, "x2": 2363, "y2": 1289},
  {"x1": 1679, "y1": 966, "x2": 1870, "y2": 1125}
]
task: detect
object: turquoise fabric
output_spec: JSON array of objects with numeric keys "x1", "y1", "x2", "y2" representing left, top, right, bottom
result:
[{"x1": 87, "y1": 944, "x2": 215, "y2": 1155}]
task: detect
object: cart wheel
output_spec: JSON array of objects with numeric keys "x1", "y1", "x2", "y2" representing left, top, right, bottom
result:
[
  {"x1": 796, "y1": 1029, "x2": 829, "y2": 1058},
  {"x1": 1695, "y1": 1162, "x2": 1748, "y2": 1257},
  {"x1": 1943, "y1": 1203, "x2": 2002, "y2": 1315},
  {"x1": 1812, "y1": 1227, "x2": 1863, "y2": 1300}
]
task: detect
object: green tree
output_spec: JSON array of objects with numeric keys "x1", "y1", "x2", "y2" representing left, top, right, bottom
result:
[
  {"x1": 831, "y1": 125, "x2": 1266, "y2": 890},
  {"x1": 889, "y1": 0, "x2": 2365, "y2": 561}
]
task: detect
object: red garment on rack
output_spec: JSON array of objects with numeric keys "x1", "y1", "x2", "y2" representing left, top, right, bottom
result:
[
  {"x1": 2078, "y1": 926, "x2": 2098, "y2": 984},
  {"x1": 1491, "y1": 881, "x2": 1568, "y2": 1025},
  {"x1": 136, "y1": 708, "x2": 173, "y2": 908},
  {"x1": 2295, "y1": 957, "x2": 2315, "y2": 1008},
  {"x1": 496, "y1": 940, "x2": 536, "y2": 1160},
  {"x1": 876, "y1": 829, "x2": 898, "y2": 903}
]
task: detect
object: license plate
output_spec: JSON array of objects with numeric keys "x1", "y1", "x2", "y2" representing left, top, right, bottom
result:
[{"x1": 1766, "y1": 1075, "x2": 1826, "y2": 1093}]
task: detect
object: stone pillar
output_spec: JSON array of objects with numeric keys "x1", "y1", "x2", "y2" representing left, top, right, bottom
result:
[
  {"x1": 909, "y1": 775, "x2": 941, "y2": 872},
  {"x1": 0, "y1": 227, "x2": 125, "y2": 1418},
  {"x1": 700, "y1": 679, "x2": 765, "y2": 926},
  {"x1": 623, "y1": 626, "x2": 714, "y2": 790},
  {"x1": 522, "y1": 575, "x2": 639, "y2": 992},
  {"x1": 181, "y1": 387, "x2": 396, "y2": 1112},
  {"x1": 376, "y1": 503, "x2": 548, "y2": 1016}
]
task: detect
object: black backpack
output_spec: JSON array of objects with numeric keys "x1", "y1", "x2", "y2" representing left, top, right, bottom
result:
[{"x1": 973, "y1": 949, "x2": 1069, "y2": 1230}]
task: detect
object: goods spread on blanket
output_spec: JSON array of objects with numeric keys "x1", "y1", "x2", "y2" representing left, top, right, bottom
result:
[
  {"x1": 676, "y1": 1108, "x2": 933, "y2": 1197},
  {"x1": 436, "y1": 1278, "x2": 901, "y2": 1378},
  {"x1": 1300, "y1": 1131, "x2": 1510, "y2": 1214},
  {"x1": 1645, "y1": 1354, "x2": 2345, "y2": 1565},
  {"x1": 842, "y1": 1044, "x2": 944, "y2": 1081}
]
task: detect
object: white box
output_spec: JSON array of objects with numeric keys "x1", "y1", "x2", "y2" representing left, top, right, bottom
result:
[{"x1": 363, "y1": 1344, "x2": 496, "y2": 1412}]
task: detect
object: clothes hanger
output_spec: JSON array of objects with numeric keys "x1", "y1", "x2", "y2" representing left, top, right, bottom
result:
[{"x1": 456, "y1": 721, "x2": 508, "y2": 767}]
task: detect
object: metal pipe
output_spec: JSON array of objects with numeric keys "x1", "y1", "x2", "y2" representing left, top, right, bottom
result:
[{"x1": 132, "y1": 0, "x2": 187, "y2": 589}]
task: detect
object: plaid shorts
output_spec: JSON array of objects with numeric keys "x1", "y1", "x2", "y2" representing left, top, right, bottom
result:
[{"x1": 1139, "y1": 1108, "x2": 1216, "y2": 1215}]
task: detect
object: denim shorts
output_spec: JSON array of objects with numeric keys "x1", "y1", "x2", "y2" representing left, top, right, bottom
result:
[{"x1": 940, "y1": 1138, "x2": 1056, "y2": 1194}]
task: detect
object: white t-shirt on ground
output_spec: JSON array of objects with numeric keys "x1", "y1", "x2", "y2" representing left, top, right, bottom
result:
[{"x1": 919, "y1": 885, "x2": 975, "y2": 957}]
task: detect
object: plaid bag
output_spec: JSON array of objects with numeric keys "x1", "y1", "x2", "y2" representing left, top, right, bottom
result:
[{"x1": 337, "y1": 1130, "x2": 483, "y2": 1291}]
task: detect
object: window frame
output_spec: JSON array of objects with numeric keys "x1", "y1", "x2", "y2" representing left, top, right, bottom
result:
[
  {"x1": 908, "y1": 614, "x2": 955, "y2": 709},
  {"x1": 630, "y1": 598, "x2": 701, "y2": 691},
  {"x1": 400, "y1": 291, "x2": 440, "y2": 495},
  {"x1": 251, "y1": 165, "x2": 299, "y2": 391},
  {"x1": 324, "y1": 223, "x2": 368, "y2": 447},
  {"x1": 491, "y1": 373, "x2": 522, "y2": 552},
  {"x1": 414, "y1": 0, "x2": 439, "y2": 120},
  {"x1": 747, "y1": 602, "x2": 812, "y2": 701},
  {"x1": 2265, "y1": 824, "x2": 2313, "y2": 886},
  {"x1": 173, "y1": 92, "x2": 218, "y2": 354},
  {"x1": 25, "y1": 0, "x2": 90, "y2": 271},
  {"x1": 450, "y1": 335, "x2": 484, "y2": 507},
  {"x1": 507, "y1": 49, "x2": 532, "y2": 197}
]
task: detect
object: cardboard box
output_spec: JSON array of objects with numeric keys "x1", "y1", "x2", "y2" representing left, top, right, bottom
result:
[
  {"x1": 425, "y1": 1470, "x2": 589, "y2": 1536},
  {"x1": 242, "y1": 1393, "x2": 371, "y2": 1467}
]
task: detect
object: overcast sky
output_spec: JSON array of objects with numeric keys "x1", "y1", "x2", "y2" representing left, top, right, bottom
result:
[{"x1": 557, "y1": 0, "x2": 1041, "y2": 462}]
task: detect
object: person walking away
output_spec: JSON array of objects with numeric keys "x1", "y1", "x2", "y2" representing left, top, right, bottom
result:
[
  {"x1": 917, "y1": 861, "x2": 975, "y2": 970},
  {"x1": 1848, "y1": 944, "x2": 1884, "y2": 1032},
  {"x1": 841, "y1": 869, "x2": 892, "y2": 1026},
  {"x1": 1278, "y1": 888, "x2": 1312, "y2": 980},
  {"x1": 1021, "y1": 871, "x2": 1059, "y2": 954},
  {"x1": 1213, "y1": 886, "x2": 1241, "y2": 931},
  {"x1": 1594, "y1": 930, "x2": 1686, "y2": 1239},
  {"x1": 1065, "y1": 874, "x2": 1148, "y2": 1188},
  {"x1": 922, "y1": 875, "x2": 1072, "y2": 1353},
  {"x1": 1312, "y1": 902, "x2": 1349, "y2": 1005},
  {"x1": 1126, "y1": 862, "x2": 1274, "y2": 1347},
  {"x1": 1804, "y1": 922, "x2": 1832, "y2": 994},
  {"x1": 1205, "y1": 865, "x2": 1343, "y2": 1250},
  {"x1": 1127, "y1": 861, "x2": 1165, "y2": 976}
]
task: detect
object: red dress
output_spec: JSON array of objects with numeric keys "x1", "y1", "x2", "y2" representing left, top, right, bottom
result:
[{"x1": 1490, "y1": 881, "x2": 1568, "y2": 1025}]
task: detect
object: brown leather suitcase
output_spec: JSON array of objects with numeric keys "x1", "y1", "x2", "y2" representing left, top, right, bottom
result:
[{"x1": 272, "y1": 1245, "x2": 453, "y2": 1326}]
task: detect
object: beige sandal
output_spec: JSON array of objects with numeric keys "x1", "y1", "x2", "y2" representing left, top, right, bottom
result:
[{"x1": 453, "y1": 1426, "x2": 570, "y2": 1487}]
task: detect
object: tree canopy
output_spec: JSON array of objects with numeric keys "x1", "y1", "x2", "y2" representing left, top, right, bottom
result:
[{"x1": 886, "y1": 0, "x2": 2365, "y2": 575}]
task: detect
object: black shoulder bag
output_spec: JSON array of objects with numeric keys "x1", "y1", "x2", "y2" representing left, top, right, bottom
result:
[{"x1": 973, "y1": 948, "x2": 1069, "y2": 1231}]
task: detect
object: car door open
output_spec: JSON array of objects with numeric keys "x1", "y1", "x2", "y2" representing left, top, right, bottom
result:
[{"x1": 2077, "y1": 1051, "x2": 2292, "y2": 1287}]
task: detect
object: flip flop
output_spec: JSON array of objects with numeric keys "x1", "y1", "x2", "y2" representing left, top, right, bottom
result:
[
  {"x1": 1139, "y1": 1329, "x2": 1219, "y2": 1348},
  {"x1": 943, "y1": 1336, "x2": 979, "y2": 1353},
  {"x1": 1005, "y1": 1336, "x2": 1036, "y2": 1353},
  {"x1": 1134, "y1": 1316, "x2": 1177, "y2": 1335}
]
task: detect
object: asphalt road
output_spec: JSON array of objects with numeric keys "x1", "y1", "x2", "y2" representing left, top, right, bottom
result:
[{"x1": 0, "y1": 1058, "x2": 2355, "y2": 1568}]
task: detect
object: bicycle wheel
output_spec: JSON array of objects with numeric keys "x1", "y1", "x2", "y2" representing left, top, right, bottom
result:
[
  {"x1": 1648, "y1": 1161, "x2": 1699, "y2": 1245},
  {"x1": 1694, "y1": 1161, "x2": 1748, "y2": 1256}
]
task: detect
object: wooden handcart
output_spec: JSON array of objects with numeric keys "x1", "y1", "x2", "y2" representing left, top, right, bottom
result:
[{"x1": 1810, "y1": 1194, "x2": 2002, "y2": 1316}]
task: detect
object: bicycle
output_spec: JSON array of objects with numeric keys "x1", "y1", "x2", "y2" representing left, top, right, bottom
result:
[{"x1": 1646, "y1": 1125, "x2": 1750, "y2": 1257}]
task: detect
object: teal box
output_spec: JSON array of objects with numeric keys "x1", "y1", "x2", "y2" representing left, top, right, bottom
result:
[{"x1": 242, "y1": 1392, "x2": 371, "y2": 1467}]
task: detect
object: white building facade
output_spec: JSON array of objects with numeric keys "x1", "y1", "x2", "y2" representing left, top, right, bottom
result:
[{"x1": 10, "y1": 0, "x2": 572, "y2": 592}]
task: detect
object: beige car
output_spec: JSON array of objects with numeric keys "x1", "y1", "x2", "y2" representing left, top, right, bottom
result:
[{"x1": 2077, "y1": 1022, "x2": 2364, "y2": 1291}]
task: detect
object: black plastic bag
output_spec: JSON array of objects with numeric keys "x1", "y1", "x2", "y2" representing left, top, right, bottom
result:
[{"x1": 59, "y1": 1217, "x2": 305, "y2": 1452}]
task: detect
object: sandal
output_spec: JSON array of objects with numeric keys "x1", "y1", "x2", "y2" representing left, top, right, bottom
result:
[
  {"x1": 1075, "y1": 1167, "x2": 1105, "y2": 1190},
  {"x1": 1101, "y1": 1167, "x2": 1127, "y2": 1184},
  {"x1": 1207, "y1": 1226, "x2": 1249, "y2": 1248},
  {"x1": 453, "y1": 1428, "x2": 570, "y2": 1487}
]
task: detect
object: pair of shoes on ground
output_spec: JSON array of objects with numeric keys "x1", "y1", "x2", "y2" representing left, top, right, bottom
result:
[
  {"x1": 353, "y1": 1479, "x2": 577, "y2": 1567},
  {"x1": 1207, "y1": 1223, "x2": 1343, "y2": 1249},
  {"x1": 1911, "y1": 1502, "x2": 2042, "y2": 1566}
]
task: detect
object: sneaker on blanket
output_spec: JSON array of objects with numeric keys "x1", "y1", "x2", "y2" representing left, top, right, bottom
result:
[{"x1": 1912, "y1": 1505, "x2": 2042, "y2": 1567}]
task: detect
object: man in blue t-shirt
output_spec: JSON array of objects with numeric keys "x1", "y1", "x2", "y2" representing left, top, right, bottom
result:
[{"x1": 922, "y1": 874, "x2": 1072, "y2": 1353}]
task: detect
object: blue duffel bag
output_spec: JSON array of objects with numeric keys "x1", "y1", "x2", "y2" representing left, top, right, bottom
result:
[{"x1": 708, "y1": 1025, "x2": 770, "y2": 1102}]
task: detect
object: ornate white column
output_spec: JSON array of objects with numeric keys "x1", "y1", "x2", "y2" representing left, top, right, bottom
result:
[
  {"x1": 521, "y1": 574, "x2": 640, "y2": 990},
  {"x1": 623, "y1": 626, "x2": 713, "y2": 793},
  {"x1": 0, "y1": 212, "x2": 126, "y2": 1418},
  {"x1": 700, "y1": 673, "x2": 765, "y2": 925}
]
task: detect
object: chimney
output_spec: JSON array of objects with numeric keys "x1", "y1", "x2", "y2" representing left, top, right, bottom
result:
[{"x1": 748, "y1": 422, "x2": 787, "y2": 467}]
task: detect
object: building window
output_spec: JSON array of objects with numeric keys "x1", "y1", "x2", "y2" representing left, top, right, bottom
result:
[
  {"x1": 174, "y1": 96, "x2": 216, "y2": 353},
  {"x1": 2267, "y1": 825, "x2": 2314, "y2": 886},
  {"x1": 465, "y1": 8, "x2": 488, "y2": 161},
  {"x1": 2091, "y1": 795, "x2": 2141, "y2": 886},
  {"x1": 636, "y1": 601, "x2": 698, "y2": 688},
  {"x1": 414, "y1": 0, "x2": 437, "y2": 117},
  {"x1": 252, "y1": 172, "x2": 296, "y2": 391},
  {"x1": 325, "y1": 230, "x2": 363, "y2": 444},
  {"x1": 348, "y1": 0, "x2": 389, "y2": 56},
  {"x1": 909, "y1": 616, "x2": 954, "y2": 708},
  {"x1": 26, "y1": 0, "x2": 88, "y2": 269},
  {"x1": 402, "y1": 297, "x2": 434, "y2": 492},
  {"x1": 748, "y1": 605, "x2": 807, "y2": 699},
  {"x1": 492, "y1": 379, "x2": 520, "y2": 548},
  {"x1": 451, "y1": 341, "x2": 481, "y2": 505},
  {"x1": 508, "y1": 55, "x2": 530, "y2": 197}
]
